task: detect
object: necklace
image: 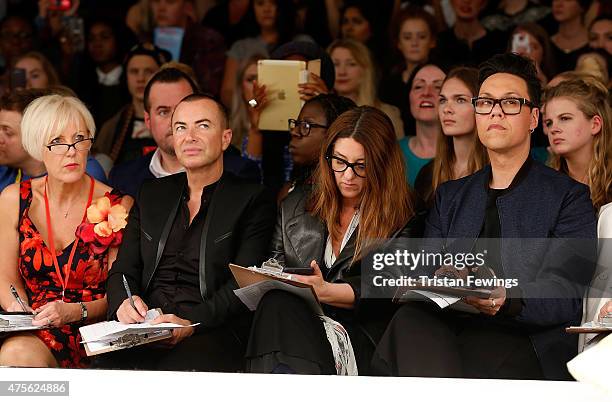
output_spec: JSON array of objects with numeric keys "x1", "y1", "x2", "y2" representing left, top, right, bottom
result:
[{"x1": 43, "y1": 175, "x2": 95, "y2": 301}]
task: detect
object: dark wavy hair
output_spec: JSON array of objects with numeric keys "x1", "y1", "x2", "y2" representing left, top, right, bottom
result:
[{"x1": 242, "y1": 0, "x2": 296, "y2": 48}]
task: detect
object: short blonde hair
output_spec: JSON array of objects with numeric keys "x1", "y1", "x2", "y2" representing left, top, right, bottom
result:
[{"x1": 21, "y1": 95, "x2": 96, "y2": 161}]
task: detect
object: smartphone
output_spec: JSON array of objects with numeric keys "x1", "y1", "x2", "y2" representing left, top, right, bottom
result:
[
  {"x1": 511, "y1": 33, "x2": 530, "y2": 54},
  {"x1": 283, "y1": 267, "x2": 314, "y2": 275},
  {"x1": 10, "y1": 68, "x2": 26, "y2": 90},
  {"x1": 48, "y1": 0, "x2": 72, "y2": 12}
]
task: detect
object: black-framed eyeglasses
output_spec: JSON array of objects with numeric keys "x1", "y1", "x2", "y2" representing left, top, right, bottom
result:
[
  {"x1": 45, "y1": 138, "x2": 93, "y2": 155},
  {"x1": 288, "y1": 119, "x2": 328, "y2": 138},
  {"x1": 471, "y1": 97, "x2": 536, "y2": 115},
  {"x1": 326, "y1": 155, "x2": 366, "y2": 178}
]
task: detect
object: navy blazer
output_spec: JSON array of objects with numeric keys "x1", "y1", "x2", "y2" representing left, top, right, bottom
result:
[
  {"x1": 108, "y1": 151, "x2": 261, "y2": 199},
  {"x1": 425, "y1": 158, "x2": 597, "y2": 380}
]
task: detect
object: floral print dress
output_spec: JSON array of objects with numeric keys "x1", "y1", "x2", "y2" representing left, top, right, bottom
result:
[{"x1": 17, "y1": 179, "x2": 123, "y2": 368}]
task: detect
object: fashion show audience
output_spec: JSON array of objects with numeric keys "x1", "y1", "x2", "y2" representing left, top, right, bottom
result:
[{"x1": 0, "y1": 0, "x2": 610, "y2": 379}]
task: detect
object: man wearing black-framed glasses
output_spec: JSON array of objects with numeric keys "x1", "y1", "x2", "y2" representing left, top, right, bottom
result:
[{"x1": 373, "y1": 53, "x2": 597, "y2": 381}]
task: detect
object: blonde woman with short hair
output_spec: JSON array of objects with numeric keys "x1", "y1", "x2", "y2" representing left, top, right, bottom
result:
[{"x1": 0, "y1": 95, "x2": 133, "y2": 368}]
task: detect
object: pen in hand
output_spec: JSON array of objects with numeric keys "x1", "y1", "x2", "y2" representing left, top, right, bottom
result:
[
  {"x1": 9, "y1": 284, "x2": 28, "y2": 313},
  {"x1": 122, "y1": 274, "x2": 143, "y2": 319}
]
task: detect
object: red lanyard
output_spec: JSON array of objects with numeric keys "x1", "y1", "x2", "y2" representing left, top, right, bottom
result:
[{"x1": 43, "y1": 175, "x2": 95, "y2": 301}]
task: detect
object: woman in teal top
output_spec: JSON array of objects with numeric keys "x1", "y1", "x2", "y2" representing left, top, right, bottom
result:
[{"x1": 398, "y1": 63, "x2": 446, "y2": 187}]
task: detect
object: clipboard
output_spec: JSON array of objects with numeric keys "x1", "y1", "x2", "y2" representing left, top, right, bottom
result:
[
  {"x1": 0, "y1": 312, "x2": 51, "y2": 333},
  {"x1": 229, "y1": 263, "x2": 322, "y2": 314},
  {"x1": 566, "y1": 322, "x2": 612, "y2": 334},
  {"x1": 392, "y1": 280, "x2": 493, "y2": 304},
  {"x1": 79, "y1": 309, "x2": 176, "y2": 356}
]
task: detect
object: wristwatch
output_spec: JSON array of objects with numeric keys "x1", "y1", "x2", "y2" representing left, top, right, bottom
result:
[{"x1": 78, "y1": 302, "x2": 88, "y2": 324}]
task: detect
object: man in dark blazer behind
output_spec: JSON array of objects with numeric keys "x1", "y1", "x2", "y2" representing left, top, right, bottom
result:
[
  {"x1": 372, "y1": 53, "x2": 597, "y2": 380},
  {"x1": 100, "y1": 93, "x2": 275, "y2": 371}
]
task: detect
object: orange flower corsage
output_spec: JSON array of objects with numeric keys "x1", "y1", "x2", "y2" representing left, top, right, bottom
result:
[{"x1": 76, "y1": 193, "x2": 127, "y2": 253}]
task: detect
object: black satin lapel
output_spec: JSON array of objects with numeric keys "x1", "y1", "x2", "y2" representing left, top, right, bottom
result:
[
  {"x1": 144, "y1": 175, "x2": 186, "y2": 292},
  {"x1": 198, "y1": 176, "x2": 225, "y2": 300}
]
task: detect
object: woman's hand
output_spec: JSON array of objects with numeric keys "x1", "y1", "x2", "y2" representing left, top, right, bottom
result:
[
  {"x1": 292, "y1": 260, "x2": 331, "y2": 300},
  {"x1": 247, "y1": 80, "x2": 269, "y2": 129},
  {"x1": 32, "y1": 300, "x2": 80, "y2": 327},
  {"x1": 298, "y1": 73, "x2": 329, "y2": 101},
  {"x1": 598, "y1": 300, "x2": 612, "y2": 321},
  {"x1": 6, "y1": 300, "x2": 33, "y2": 313},
  {"x1": 464, "y1": 286, "x2": 507, "y2": 316}
]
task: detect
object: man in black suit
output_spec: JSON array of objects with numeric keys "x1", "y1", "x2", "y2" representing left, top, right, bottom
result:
[
  {"x1": 100, "y1": 93, "x2": 276, "y2": 371},
  {"x1": 108, "y1": 66, "x2": 260, "y2": 198}
]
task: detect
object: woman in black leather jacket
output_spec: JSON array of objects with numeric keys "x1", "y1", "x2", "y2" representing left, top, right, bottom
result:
[{"x1": 245, "y1": 106, "x2": 423, "y2": 375}]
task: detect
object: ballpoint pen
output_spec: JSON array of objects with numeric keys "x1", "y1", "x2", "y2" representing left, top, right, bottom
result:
[
  {"x1": 9, "y1": 284, "x2": 28, "y2": 313},
  {"x1": 122, "y1": 274, "x2": 140, "y2": 316}
]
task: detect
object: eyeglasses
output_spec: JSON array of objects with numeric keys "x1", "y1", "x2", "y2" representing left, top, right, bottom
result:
[
  {"x1": 45, "y1": 138, "x2": 93, "y2": 155},
  {"x1": 471, "y1": 97, "x2": 536, "y2": 115},
  {"x1": 288, "y1": 119, "x2": 328, "y2": 138},
  {"x1": 326, "y1": 155, "x2": 366, "y2": 178}
]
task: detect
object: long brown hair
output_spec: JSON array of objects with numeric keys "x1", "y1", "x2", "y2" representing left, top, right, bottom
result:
[
  {"x1": 543, "y1": 76, "x2": 612, "y2": 211},
  {"x1": 431, "y1": 67, "x2": 487, "y2": 199},
  {"x1": 309, "y1": 106, "x2": 415, "y2": 261}
]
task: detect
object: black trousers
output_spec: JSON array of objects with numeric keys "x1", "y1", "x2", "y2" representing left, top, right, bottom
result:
[
  {"x1": 371, "y1": 302, "x2": 544, "y2": 379},
  {"x1": 245, "y1": 290, "x2": 394, "y2": 375},
  {"x1": 92, "y1": 321, "x2": 249, "y2": 372}
]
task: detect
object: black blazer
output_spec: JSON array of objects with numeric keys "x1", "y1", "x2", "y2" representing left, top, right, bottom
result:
[{"x1": 106, "y1": 172, "x2": 276, "y2": 329}]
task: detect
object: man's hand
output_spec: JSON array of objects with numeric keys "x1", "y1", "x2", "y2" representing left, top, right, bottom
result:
[
  {"x1": 116, "y1": 296, "x2": 148, "y2": 323},
  {"x1": 465, "y1": 286, "x2": 507, "y2": 316},
  {"x1": 151, "y1": 314, "x2": 194, "y2": 347},
  {"x1": 598, "y1": 300, "x2": 612, "y2": 321}
]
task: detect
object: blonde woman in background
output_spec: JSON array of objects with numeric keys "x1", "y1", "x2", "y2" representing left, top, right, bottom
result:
[
  {"x1": 542, "y1": 75, "x2": 612, "y2": 212},
  {"x1": 328, "y1": 39, "x2": 405, "y2": 140},
  {"x1": 13, "y1": 52, "x2": 61, "y2": 89}
]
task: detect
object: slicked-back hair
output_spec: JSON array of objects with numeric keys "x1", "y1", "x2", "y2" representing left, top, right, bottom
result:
[
  {"x1": 172, "y1": 93, "x2": 230, "y2": 129},
  {"x1": 143, "y1": 67, "x2": 199, "y2": 112},
  {"x1": 478, "y1": 53, "x2": 542, "y2": 106}
]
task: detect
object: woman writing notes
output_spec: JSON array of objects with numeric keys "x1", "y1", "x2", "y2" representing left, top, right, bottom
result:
[
  {"x1": 0, "y1": 95, "x2": 132, "y2": 367},
  {"x1": 246, "y1": 106, "x2": 422, "y2": 375}
]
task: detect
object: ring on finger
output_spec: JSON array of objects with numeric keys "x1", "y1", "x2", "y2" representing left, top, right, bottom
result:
[{"x1": 248, "y1": 99, "x2": 258, "y2": 108}]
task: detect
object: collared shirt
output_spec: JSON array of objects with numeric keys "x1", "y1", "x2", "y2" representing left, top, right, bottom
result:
[
  {"x1": 146, "y1": 180, "x2": 219, "y2": 317},
  {"x1": 96, "y1": 65, "x2": 123, "y2": 86},
  {"x1": 148, "y1": 149, "x2": 185, "y2": 178}
]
